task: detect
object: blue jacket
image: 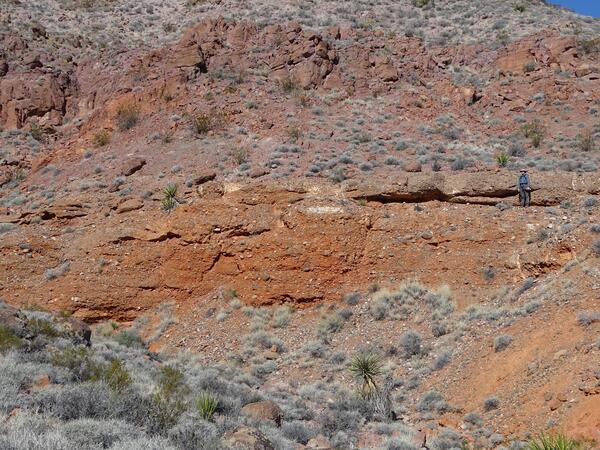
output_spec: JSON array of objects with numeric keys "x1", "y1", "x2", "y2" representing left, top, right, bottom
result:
[{"x1": 518, "y1": 174, "x2": 530, "y2": 188}]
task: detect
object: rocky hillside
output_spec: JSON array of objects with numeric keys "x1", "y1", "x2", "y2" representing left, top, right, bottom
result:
[{"x1": 0, "y1": 0, "x2": 599, "y2": 449}]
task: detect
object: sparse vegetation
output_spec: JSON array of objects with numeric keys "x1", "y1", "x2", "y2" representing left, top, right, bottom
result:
[
  {"x1": 92, "y1": 130, "x2": 110, "y2": 147},
  {"x1": 493, "y1": 334, "x2": 513, "y2": 352},
  {"x1": 116, "y1": 103, "x2": 140, "y2": 131},
  {"x1": 577, "y1": 129, "x2": 595, "y2": 152},
  {"x1": 522, "y1": 120, "x2": 545, "y2": 148}
]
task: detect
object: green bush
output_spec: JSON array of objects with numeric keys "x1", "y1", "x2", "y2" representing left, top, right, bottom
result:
[
  {"x1": 526, "y1": 433, "x2": 583, "y2": 450},
  {"x1": 496, "y1": 152, "x2": 510, "y2": 167},
  {"x1": 0, "y1": 325, "x2": 22, "y2": 351},
  {"x1": 412, "y1": 0, "x2": 430, "y2": 7},
  {"x1": 151, "y1": 366, "x2": 189, "y2": 431},
  {"x1": 113, "y1": 328, "x2": 144, "y2": 348},
  {"x1": 162, "y1": 183, "x2": 179, "y2": 212},
  {"x1": 27, "y1": 318, "x2": 60, "y2": 338},
  {"x1": 196, "y1": 392, "x2": 219, "y2": 421},
  {"x1": 93, "y1": 359, "x2": 132, "y2": 393},
  {"x1": 348, "y1": 354, "x2": 382, "y2": 399}
]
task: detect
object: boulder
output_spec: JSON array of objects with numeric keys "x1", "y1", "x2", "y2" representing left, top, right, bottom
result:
[
  {"x1": 0, "y1": 301, "x2": 23, "y2": 332},
  {"x1": 60, "y1": 317, "x2": 92, "y2": 346},
  {"x1": 496, "y1": 47, "x2": 534, "y2": 74},
  {"x1": 374, "y1": 62, "x2": 398, "y2": 82},
  {"x1": 117, "y1": 198, "x2": 144, "y2": 214},
  {"x1": 241, "y1": 400, "x2": 283, "y2": 426},
  {"x1": 193, "y1": 170, "x2": 217, "y2": 185},
  {"x1": 120, "y1": 157, "x2": 146, "y2": 176},
  {"x1": 306, "y1": 436, "x2": 334, "y2": 449},
  {"x1": 224, "y1": 426, "x2": 275, "y2": 450}
]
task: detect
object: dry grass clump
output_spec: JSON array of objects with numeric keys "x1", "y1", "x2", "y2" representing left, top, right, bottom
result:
[{"x1": 115, "y1": 103, "x2": 140, "y2": 131}]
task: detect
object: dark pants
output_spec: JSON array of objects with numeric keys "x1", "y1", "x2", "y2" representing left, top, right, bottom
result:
[{"x1": 519, "y1": 187, "x2": 531, "y2": 207}]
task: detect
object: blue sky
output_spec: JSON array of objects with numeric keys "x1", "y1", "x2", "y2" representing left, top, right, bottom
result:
[{"x1": 549, "y1": 0, "x2": 600, "y2": 17}]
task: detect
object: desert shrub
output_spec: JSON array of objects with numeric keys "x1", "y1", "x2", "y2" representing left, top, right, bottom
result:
[
  {"x1": 344, "y1": 292, "x2": 361, "y2": 306},
  {"x1": 523, "y1": 61, "x2": 537, "y2": 73},
  {"x1": 431, "y1": 321, "x2": 449, "y2": 337},
  {"x1": 509, "y1": 142, "x2": 526, "y2": 157},
  {"x1": 577, "y1": 129, "x2": 595, "y2": 152},
  {"x1": 52, "y1": 347, "x2": 99, "y2": 381},
  {"x1": 522, "y1": 121, "x2": 545, "y2": 147},
  {"x1": 27, "y1": 318, "x2": 60, "y2": 338},
  {"x1": 423, "y1": 286, "x2": 454, "y2": 318},
  {"x1": 526, "y1": 433, "x2": 583, "y2": 450},
  {"x1": 280, "y1": 77, "x2": 301, "y2": 94},
  {"x1": 484, "y1": 396, "x2": 500, "y2": 411},
  {"x1": 412, "y1": 0, "x2": 430, "y2": 7},
  {"x1": 92, "y1": 130, "x2": 110, "y2": 147},
  {"x1": 578, "y1": 37, "x2": 600, "y2": 55},
  {"x1": 116, "y1": 103, "x2": 140, "y2": 131},
  {"x1": 432, "y1": 351, "x2": 451, "y2": 371},
  {"x1": 370, "y1": 281, "x2": 426, "y2": 320},
  {"x1": 0, "y1": 325, "x2": 22, "y2": 352},
  {"x1": 167, "y1": 413, "x2": 221, "y2": 449},
  {"x1": 316, "y1": 310, "x2": 346, "y2": 338},
  {"x1": 196, "y1": 392, "x2": 219, "y2": 421},
  {"x1": 59, "y1": 418, "x2": 141, "y2": 448},
  {"x1": 482, "y1": 266, "x2": 496, "y2": 281},
  {"x1": 288, "y1": 126, "x2": 303, "y2": 143},
  {"x1": 245, "y1": 331, "x2": 284, "y2": 352},
  {"x1": 282, "y1": 420, "x2": 317, "y2": 444},
  {"x1": 463, "y1": 411, "x2": 483, "y2": 426},
  {"x1": 516, "y1": 277, "x2": 535, "y2": 296},
  {"x1": 431, "y1": 428, "x2": 464, "y2": 450},
  {"x1": 591, "y1": 224, "x2": 600, "y2": 233},
  {"x1": 93, "y1": 359, "x2": 132, "y2": 393},
  {"x1": 150, "y1": 366, "x2": 189, "y2": 432},
  {"x1": 576, "y1": 311, "x2": 600, "y2": 326},
  {"x1": 399, "y1": 331, "x2": 426, "y2": 358},
  {"x1": 113, "y1": 328, "x2": 144, "y2": 348},
  {"x1": 583, "y1": 197, "x2": 598, "y2": 208},
  {"x1": 386, "y1": 437, "x2": 419, "y2": 450},
  {"x1": 0, "y1": 223, "x2": 18, "y2": 234},
  {"x1": 416, "y1": 390, "x2": 452, "y2": 413},
  {"x1": 272, "y1": 306, "x2": 291, "y2": 328},
  {"x1": 251, "y1": 360, "x2": 277, "y2": 377},
  {"x1": 44, "y1": 261, "x2": 71, "y2": 280},
  {"x1": 320, "y1": 397, "x2": 364, "y2": 438},
  {"x1": 593, "y1": 240, "x2": 600, "y2": 256},
  {"x1": 451, "y1": 156, "x2": 470, "y2": 171},
  {"x1": 303, "y1": 340, "x2": 327, "y2": 358},
  {"x1": 493, "y1": 334, "x2": 513, "y2": 352},
  {"x1": 34, "y1": 382, "x2": 113, "y2": 420}
]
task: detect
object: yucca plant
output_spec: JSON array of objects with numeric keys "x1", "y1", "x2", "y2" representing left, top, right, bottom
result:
[
  {"x1": 527, "y1": 433, "x2": 583, "y2": 450},
  {"x1": 348, "y1": 353, "x2": 382, "y2": 399},
  {"x1": 196, "y1": 392, "x2": 219, "y2": 421},
  {"x1": 162, "y1": 184, "x2": 178, "y2": 212},
  {"x1": 496, "y1": 152, "x2": 510, "y2": 167}
]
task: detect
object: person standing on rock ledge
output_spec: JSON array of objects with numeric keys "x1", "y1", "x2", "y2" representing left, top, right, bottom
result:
[{"x1": 518, "y1": 169, "x2": 531, "y2": 207}]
